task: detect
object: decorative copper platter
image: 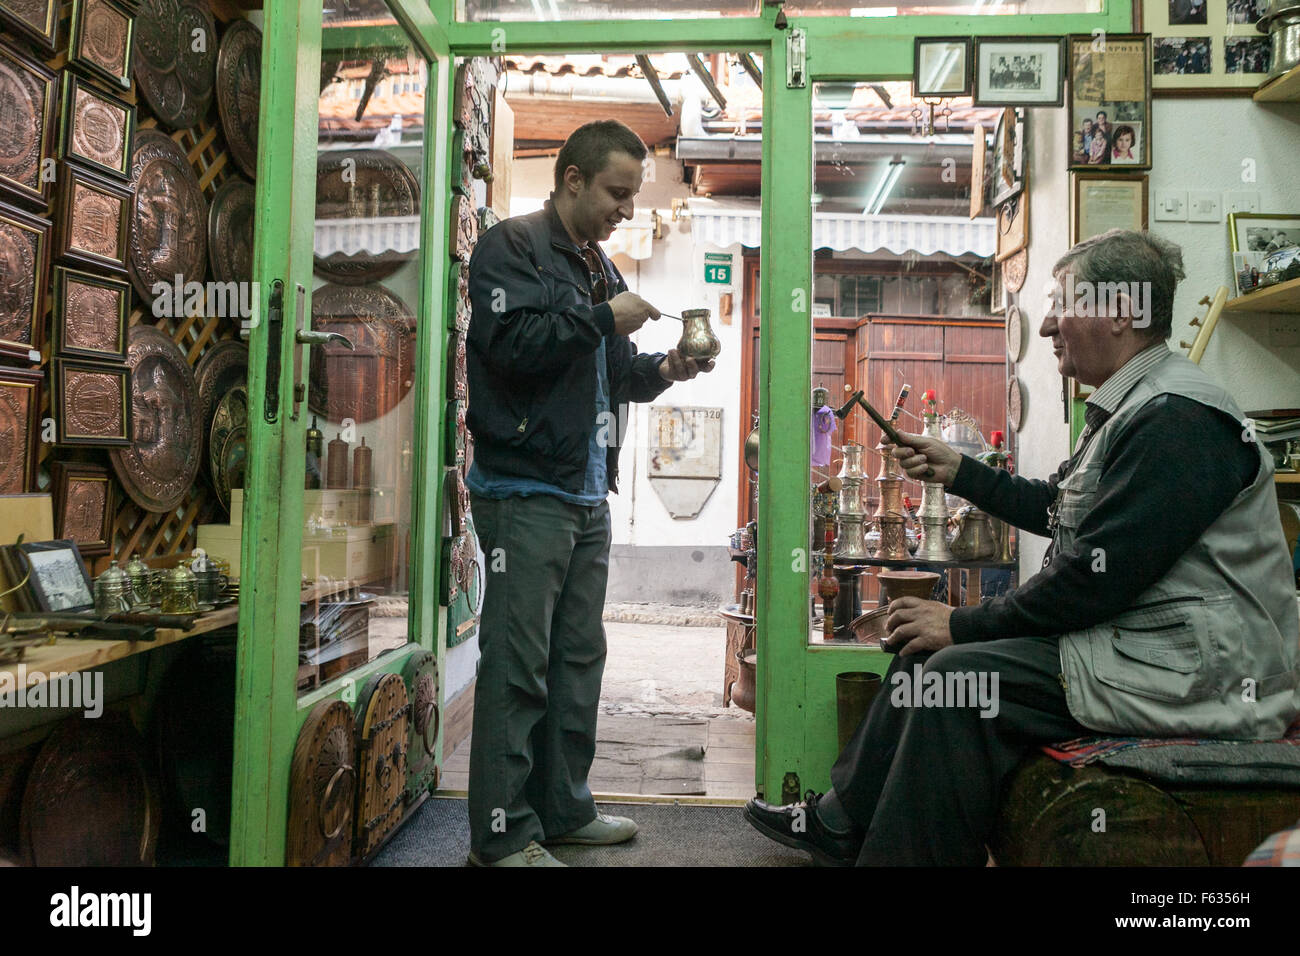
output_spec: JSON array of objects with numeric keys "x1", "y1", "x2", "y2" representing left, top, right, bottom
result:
[
  {"x1": 207, "y1": 176, "x2": 254, "y2": 286},
  {"x1": 194, "y1": 339, "x2": 247, "y2": 458},
  {"x1": 132, "y1": 0, "x2": 216, "y2": 132},
  {"x1": 313, "y1": 149, "x2": 420, "y2": 285},
  {"x1": 214, "y1": 17, "x2": 260, "y2": 180},
  {"x1": 207, "y1": 383, "x2": 246, "y2": 503},
  {"x1": 0, "y1": 42, "x2": 57, "y2": 209},
  {"x1": 128, "y1": 129, "x2": 207, "y2": 304}
]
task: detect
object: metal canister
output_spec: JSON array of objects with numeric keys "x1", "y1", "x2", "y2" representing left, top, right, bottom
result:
[
  {"x1": 326, "y1": 433, "x2": 349, "y2": 489},
  {"x1": 306, "y1": 415, "x2": 324, "y2": 490},
  {"x1": 353, "y1": 436, "x2": 373, "y2": 522},
  {"x1": 160, "y1": 565, "x2": 199, "y2": 614},
  {"x1": 94, "y1": 565, "x2": 134, "y2": 615},
  {"x1": 125, "y1": 555, "x2": 151, "y2": 607}
]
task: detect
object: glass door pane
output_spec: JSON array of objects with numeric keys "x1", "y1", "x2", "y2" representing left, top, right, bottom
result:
[{"x1": 298, "y1": 3, "x2": 428, "y2": 692}]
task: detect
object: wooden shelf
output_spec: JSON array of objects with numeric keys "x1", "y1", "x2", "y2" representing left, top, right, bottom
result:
[
  {"x1": 1276, "y1": 473, "x2": 1300, "y2": 484},
  {"x1": 1, "y1": 605, "x2": 239, "y2": 689},
  {"x1": 1255, "y1": 64, "x2": 1300, "y2": 103},
  {"x1": 1225, "y1": 277, "x2": 1300, "y2": 313}
]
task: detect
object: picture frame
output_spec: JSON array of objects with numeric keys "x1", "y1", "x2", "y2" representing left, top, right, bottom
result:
[
  {"x1": 50, "y1": 461, "x2": 114, "y2": 559},
  {"x1": 996, "y1": 191, "x2": 1029, "y2": 262},
  {"x1": 1228, "y1": 211, "x2": 1300, "y2": 294},
  {"x1": 0, "y1": 41, "x2": 58, "y2": 211},
  {"x1": 969, "y1": 124, "x2": 988, "y2": 220},
  {"x1": 914, "y1": 36, "x2": 973, "y2": 98},
  {"x1": 53, "y1": 162, "x2": 131, "y2": 275},
  {"x1": 1140, "y1": 0, "x2": 1273, "y2": 95},
  {"x1": 0, "y1": 365, "x2": 43, "y2": 495},
  {"x1": 990, "y1": 263, "x2": 1006, "y2": 315},
  {"x1": 990, "y1": 107, "x2": 1026, "y2": 207},
  {"x1": 68, "y1": 0, "x2": 136, "y2": 91},
  {"x1": 16, "y1": 539, "x2": 95, "y2": 613},
  {"x1": 57, "y1": 71, "x2": 134, "y2": 182},
  {"x1": 1072, "y1": 173, "x2": 1150, "y2": 244},
  {"x1": 52, "y1": 357, "x2": 132, "y2": 447},
  {"x1": 1067, "y1": 33, "x2": 1153, "y2": 171},
  {"x1": 0, "y1": 0, "x2": 59, "y2": 56},
  {"x1": 53, "y1": 266, "x2": 130, "y2": 362},
  {"x1": 974, "y1": 36, "x2": 1066, "y2": 107},
  {"x1": 0, "y1": 200, "x2": 51, "y2": 363}
]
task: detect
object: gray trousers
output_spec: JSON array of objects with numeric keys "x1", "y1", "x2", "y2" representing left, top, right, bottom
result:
[{"x1": 467, "y1": 492, "x2": 611, "y2": 862}]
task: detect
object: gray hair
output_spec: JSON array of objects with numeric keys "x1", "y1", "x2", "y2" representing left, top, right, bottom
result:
[{"x1": 1052, "y1": 230, "x2": 1186, "y2": 340}]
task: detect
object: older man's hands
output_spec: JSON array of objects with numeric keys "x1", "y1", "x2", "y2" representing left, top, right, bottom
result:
[
  {"x1": 887, "y1": 431, "x2": 963, "y2": 486},
  {"x1": 658, "y1": 349, "x2": 715, "y2": 382},
  {"x1": 884, "y1": 597, "x2": 955, "y2": 657}
]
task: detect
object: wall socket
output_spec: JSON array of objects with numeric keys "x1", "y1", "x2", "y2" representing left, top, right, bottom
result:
[
  {"x1": 1224, "y1": 190, "x2": 1260, "y2": 215},
  {"x1": 1155, "y1": 190, "x2": 1187, "y2": 221},
  {"x1": 1188, "y1": 190, "x2": 1222, "y2": 223},
  {"x1": 1270, "y1": 315, "x2": 1300, "y2": 348}
]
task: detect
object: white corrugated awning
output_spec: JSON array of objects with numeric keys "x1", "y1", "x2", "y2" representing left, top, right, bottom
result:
[{"x1": 690, "y1": 205, "x2": 995, "y2": 257}]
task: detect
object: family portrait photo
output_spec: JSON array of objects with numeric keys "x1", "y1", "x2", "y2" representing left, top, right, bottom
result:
[
  {"x1": 1071, "y1": 107, "x2": 1144, "y2": 166},
  {"x1": 1154, "y1": 36, "x2": 1211, "y2": 74},
  {"x1": 989, "y1": 53, "x2": 1043, "y2": 91}
]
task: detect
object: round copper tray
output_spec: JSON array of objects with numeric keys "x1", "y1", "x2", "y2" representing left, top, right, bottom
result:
[
  {"x1": 132, "y1": 0, "x2": 216, "y2": 132},
  {"x1": 207, "y1": 177, "x2": 255, "y2": 287},
  {"x1": 194, "y1": 339, "x2": 248, "y2": 469},
  {"x1": 110, "y1": 323, "x2": 202, "y2": 513},
  {"x1": 313, "y1": 149, "x2": 420, "y2": 285},
  {"x1": 208, "y1": 384, "x2": 247, "y2": 512},
  {"x1": 128, "y1": 129, "x2": 208, "y2": 305},
  {"x1": 214, "y1": 423, "x2": 247, "y2": 515},
  {"x1": 214, "y1": 18, "x2": 260, "y2": 180},
  {"x1": 308, "y1": 282, "x2": 417, "y2": 425}
]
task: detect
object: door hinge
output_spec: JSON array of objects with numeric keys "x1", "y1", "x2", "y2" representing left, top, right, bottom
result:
[{"x1": 786, "y1": 29, "x2": 806, "y2": 89}]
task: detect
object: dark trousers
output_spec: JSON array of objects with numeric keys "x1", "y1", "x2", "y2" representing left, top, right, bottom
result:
[
  {"x1": 467, "y1": 493, "x2": 611, "y2": 862},
  {"x1": 830, "y1": 636, "x2": 1089, "y2": 866}
]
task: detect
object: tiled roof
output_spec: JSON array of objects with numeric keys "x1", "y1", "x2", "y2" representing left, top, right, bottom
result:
[{"x1": 504, "y1": 53, "x2": 690, "y2": 79}]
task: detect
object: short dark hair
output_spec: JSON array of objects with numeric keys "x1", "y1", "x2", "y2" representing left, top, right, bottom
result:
[
  {"x1": 1053, "y1": 230, "x2": 1186, "y2": 341},
  {"x1": 553, "y1": 120, "x2": 648, "y2": 191}
]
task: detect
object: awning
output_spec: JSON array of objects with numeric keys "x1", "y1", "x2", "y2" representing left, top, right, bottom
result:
[{"x1": 690, "y1": 205, "x2": 995, "y2": 258}]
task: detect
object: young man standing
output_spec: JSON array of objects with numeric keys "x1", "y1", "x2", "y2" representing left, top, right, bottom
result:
[{"x1": 464, "y1": 120, "x2": 714, "y2": 866}]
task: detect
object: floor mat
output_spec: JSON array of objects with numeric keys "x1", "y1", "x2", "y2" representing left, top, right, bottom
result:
[{"x1": 369, "y1": 797, "x2": 811, "y2": 867}]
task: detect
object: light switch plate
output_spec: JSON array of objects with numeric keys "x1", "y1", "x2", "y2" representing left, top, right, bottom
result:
[
  {"x1": 1188, "y1": 189, "x2": 1222, "y2": 223},
  {"x1": 1155, "y1": 190, "x2": 1187, "y2": 221},
  {"x1": 1224, "y1": 190, "x2": 1259, "y2": 215}
]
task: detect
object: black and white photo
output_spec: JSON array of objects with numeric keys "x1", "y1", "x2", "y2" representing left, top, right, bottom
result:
[
  {"x1": 16, "y1": 539, "x2": 94, "y2": 612},
  {"x1": 974, "y1": 36, "x2": 1064, "y2": 107}
]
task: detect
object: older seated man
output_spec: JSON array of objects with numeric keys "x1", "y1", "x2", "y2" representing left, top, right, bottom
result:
[{"x1": 746, "y1": 229, "x2": 1300, "y2": 866}]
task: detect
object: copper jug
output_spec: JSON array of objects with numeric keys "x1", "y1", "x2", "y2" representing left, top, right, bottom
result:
[
  {"x1": 678, "y1": 309, "x2": 721, "y2": 361},
  {"x1": 950, "y1": 507, "x2": 996, "y2": 561}
]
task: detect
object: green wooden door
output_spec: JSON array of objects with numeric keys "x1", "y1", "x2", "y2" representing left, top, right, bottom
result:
[{"x1": 230, "y1": 0, "x2": 451, "y2": 867}]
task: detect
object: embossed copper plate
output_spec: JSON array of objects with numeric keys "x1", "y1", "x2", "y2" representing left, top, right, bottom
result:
[
  {"x1": 54, "y1": 266, "x2": 129, "y2": 361},
  {"x1": 213, "y1": 423, "x2": 246, "y2": 515},
  {"x1": 54, "y1": 357, "x2": 130, "y2": 444},
  {"x1": 0, "y1": 43, "x2": 57, "y2": 209},
  {"x1": 308, "y1": 282, "x2": 417, "y2": 425},
  {"x1": 69, "y1": 0, "x2": 134, "y2": 89},
  {"x1": 59, "y1": 72, "x2": 133, "y2": 180},
  {"x1": 313, "y1": 150, "x2": 420, "y2": 285},
  {"x1": 132, "y1": 0, "x2": 216, "y2": 132},
  {"x1": 110, "y1": 323, "x2": 201, "y2": 513},
  {"x1": 56, "y1": 163, "x2": 131, "y2": 274},
  {"x1": 1002, "y1": 248, "x2": 1028, "y2": 294},
  {"x1": 207, "y1": 176, "x2": 254, "y2": 286},
  {"x1": 128, "y1": 129, "x2": 207, "y2": 305},
  {"x1": 0, "y1": 0, "x2": 59, "y2": 55},
  {"x1": 51, "y1": 460, "x2": 113, "y2": 557},
  {"x1": 0, "y1": 202, "x2": 50, "y2": 355},
  {"x1": 215, "y1": 18, "x2": 260, "y2": 180},
  {"x1": 195, "y1": 339, "x2": 247, "y2": 463},
  {"x1": 207, "y1": 382, "x2": 246, "y2": 500}
]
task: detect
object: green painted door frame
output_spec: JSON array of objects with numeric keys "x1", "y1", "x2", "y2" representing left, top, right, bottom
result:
[{"x1": 231, "y1": 0, "x2": 1128, "y2": 864}]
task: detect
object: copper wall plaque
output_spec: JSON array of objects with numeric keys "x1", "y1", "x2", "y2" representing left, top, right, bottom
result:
[
  {"x1": 215, "y1": 18, "x2": 260, "y2": 180},
  {"x1": 51, "y1": 461, "x2": 113, "y2": 557},
  {"x1": 0, "y1": 366, "x2": 41, "y2": 494},
  {"x1": 53, "y1": 357, "x2": 131, "y2": 446},
  {"x1": 69, "y1": 0, "x2": 135, "y2": 90},
  {"x1": 0, "y1": 200, "x2": 50, "y2": 361},
  {"x1": 132, "y1": 0, "x2": 216, "y2": 132},
  {"x1": 55, "y1": 162, "x2": 131, "y2": 274},
  {"x1": 207, "y1": 176, "x2": 254, "y2": 286},
  {"x1": 194, "y1": 338, "x2": 247, "y2": 465},
  {"x1": 207, "y1": 383, "x2": 246, "y2": 503},
  {"x1": 53, "y1": 266, "x2": 129, "y2": 361},
  {"x1": 128, "y1": 129, "x2": 207, "y2": 305},
  {"x1": 110, "y1": 323, "x2": 201, "y2": 512},
  {"x1": 0, "y1": 42, "x2": 57, "y2": 210},
  {"x1": 308, "y1": 282, "x2": 417, "y2": 425},
  {"x1": 0, "y1": 0, "x2": 59, "y2": 54},
  {"x1": 58, "y1": 72, "x2": 134, "y2": 181},
  {"x1": 314, "y1": 150, "x2": 420, "y2": 285}
]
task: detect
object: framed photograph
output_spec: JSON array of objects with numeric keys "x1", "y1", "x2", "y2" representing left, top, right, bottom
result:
[
  {"x1": 57, "y1": 71, "x2": 134, "y2": 182},
  {"x1": 53, "y1": 266, "x2": 130, "y2": 362},
  {"x1": 1072, "y1": 173, "x2": 1150, "y2": 244},
  {"x1": 1140, "y1": 0, "x2": 1272, "y2": 95},
  {"x1": 914, "y1": 36, "x2": 972, "y2": 97},
  {"x1": 0, "y1": 0, "x2": 59, "y2": 55},
  {"x1": 1068, "y1": 34, "x2": 1153, "y2": 170},
  {"x1": 974, "y1": 36, "x2": 1066, "y2": 106},
  {"x1": 51, "y1": 461, "x2": 114, "y2": 558},
  {"x1": 990, "y1": 107, "x2": 1026, "y2": 207},
  {"x1": 68, "y1": 0, "x2": 136, "y2": 90},
  {"x1": 0, "y1": 365, "x2": 42, "y2": 494},
  {"x1": 53, "y1": 162, "x2": 131, "y2": 274},
  {"x1": 0, "y1": 41, "x2": 58, "y2": 211},
  {"x1": 0, "y1": 200, "x2": 51, "y2": 363},
  {"x1": 990, "y1": 263, "x2": 1006, "y2": 315},
  {"x1": 17, "y1": 539, "x2": 94, "y2": 612},
  {"x1": 52, "y1": 357, "x2": 132, "y2": 447},
  {"x1": 1228, "y1": 212, "x2": 1300, "y2": 293},
  {"x1": 969, "y1": 124, "x2": 988, "y2": 220},
  {"x1": 996, "y1": 191, "x2": 1029, "y2": 262}
]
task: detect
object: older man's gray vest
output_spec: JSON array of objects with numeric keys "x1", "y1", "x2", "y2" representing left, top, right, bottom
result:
[{"x1": 1055, "y1": 350, "x2": 1300, "y2": 739}]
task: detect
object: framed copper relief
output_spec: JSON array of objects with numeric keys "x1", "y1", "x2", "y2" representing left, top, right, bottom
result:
[
  {"x1": 54, "y1": 162, "x2": 131, "y2": 274},
  {"x1": 0, "y1": 41, "x2": 57, "y2": 211},
  {"x1": 0, "y1": 365, "x2": 41, "y2": 494},
  {"x1": 0, "y1": 0, "x2": 59, "y2": 56},
  {"x1": 0, "y1": 200, "x2": 50, "y2": 362},
  {"x1": 52, "y1": 357, "x2": 132, "y2": 446},
  {"x1": 58, "y1": 71, "x2": 134, "y2": 182},
  {"x1": 69, "y1": 0, "x2": 136, "y2": 91},
  {"x1": 51, "y1": 460, "x2": 113, "y2": 558},
  {"x1": 53, "y1": 266, "x2": 129, "y2": 362}
]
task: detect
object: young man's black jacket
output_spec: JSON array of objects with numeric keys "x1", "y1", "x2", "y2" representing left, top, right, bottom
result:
[{"x1": 466, "y1": 201, "x2": 671, "y2": 495}]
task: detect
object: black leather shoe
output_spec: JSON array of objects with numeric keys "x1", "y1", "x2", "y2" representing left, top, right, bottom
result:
[{"x1": 743, "y1": 791, "x2": 862, "y2": 867}]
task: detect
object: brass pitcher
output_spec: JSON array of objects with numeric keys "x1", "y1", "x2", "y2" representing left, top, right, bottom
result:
[
  {"x1": 678, "y1": 309, "x2": 721, "y2": 361},
  {"x1": 950, "y1": 507, "x2": 996, "y2": 561}
]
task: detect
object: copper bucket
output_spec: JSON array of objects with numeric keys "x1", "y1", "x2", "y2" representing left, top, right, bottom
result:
[{"x1": 835, "y1": 672, "x2": 883, "y2": 751}]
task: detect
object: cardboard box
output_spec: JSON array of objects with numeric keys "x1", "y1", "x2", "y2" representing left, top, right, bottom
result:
[
  {"x1": 230, "y1": 488, "x2": 372, "y2": 529},
  {"x1": 198, "y1": 521, "x2": 394, "y2": 586}
]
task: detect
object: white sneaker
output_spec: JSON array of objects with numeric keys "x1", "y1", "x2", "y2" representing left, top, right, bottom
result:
[
  {"x1": 543, "y1": 812, "x2": 638, "y2": 846},
  {"x1": 467, "y1": 841, "x2": 567, "y2": 867}
]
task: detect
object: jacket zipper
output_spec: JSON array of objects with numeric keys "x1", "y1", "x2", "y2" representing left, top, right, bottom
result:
[{"x1": 1113, "y1": 622, "x2": 1191, "y2": 637}]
